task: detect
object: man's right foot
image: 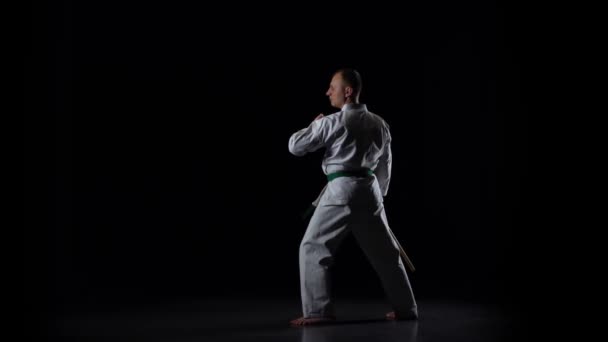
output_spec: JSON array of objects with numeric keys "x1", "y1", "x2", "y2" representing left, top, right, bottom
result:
[{"x1": 385, "y1": 311, "x2": 418, "y2": 321}]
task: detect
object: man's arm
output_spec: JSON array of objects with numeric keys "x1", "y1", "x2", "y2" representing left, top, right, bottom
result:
[
  {"x1": 374, "y1": 134, "x2": 392, "y2": 197},
  {"x1": 288, "y1": 114, "x2": 328, "y2": 156}
]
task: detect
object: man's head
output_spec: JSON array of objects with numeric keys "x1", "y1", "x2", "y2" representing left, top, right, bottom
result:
[{"x1": 325, "y1": 68, "x2": 362, "y2": 109}]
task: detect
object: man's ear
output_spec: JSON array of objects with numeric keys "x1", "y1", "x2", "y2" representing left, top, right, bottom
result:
[{"x1": 345, "y1": 87, "x2": 353, "y2": 98}]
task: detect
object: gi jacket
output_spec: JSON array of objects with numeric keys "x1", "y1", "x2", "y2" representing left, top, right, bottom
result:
[{"x1": 288, "y1": 103, "x2": 392, "y2": 207}]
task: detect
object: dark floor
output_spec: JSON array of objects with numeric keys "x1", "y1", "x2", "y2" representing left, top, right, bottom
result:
[{"x1": 46, "y1": 297, "x2": 517, "y2": 341}]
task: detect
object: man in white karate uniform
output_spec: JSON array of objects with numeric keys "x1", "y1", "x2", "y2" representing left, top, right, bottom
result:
[{"x1": 288, "y1": 69, "x2": 418, "y2": 326}]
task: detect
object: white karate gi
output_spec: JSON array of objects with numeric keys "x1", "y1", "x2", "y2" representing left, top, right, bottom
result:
[{"x1": 288, "y1": 103, "x2": 418, "y2": 319}]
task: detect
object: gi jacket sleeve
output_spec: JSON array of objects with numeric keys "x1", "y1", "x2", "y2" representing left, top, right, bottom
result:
[
  {"x1": 374, "y1": 127, "x2": 392, "y2": 197},
  {"x1": 288, "y1": 117, "x2": 333, "y2": 156}
]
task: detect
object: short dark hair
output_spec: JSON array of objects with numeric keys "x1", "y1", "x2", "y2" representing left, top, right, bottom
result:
[{"x1": 335, "y1": 68, "x2": 362, "y2": 98}]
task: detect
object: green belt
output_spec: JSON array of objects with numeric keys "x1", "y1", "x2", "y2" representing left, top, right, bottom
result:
[{"x1": 326, "y1": 169, "x2": 374, "y2": 181}]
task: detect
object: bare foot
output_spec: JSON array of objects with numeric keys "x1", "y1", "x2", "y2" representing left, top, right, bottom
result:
[
  {"x1": 289, "y1": 316, "x2": 336, "y2": 326},
  {"x1": 386, "y1": 311, "x2": 417, "y2": 321}
]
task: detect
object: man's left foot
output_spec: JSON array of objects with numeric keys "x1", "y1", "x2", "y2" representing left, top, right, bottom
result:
[
  {"x1": 289, "y1": 316, "x2": 336, "y2": 326},
  {"x1": 386, "y1": 311, "x2": 418, "y2": 321}
]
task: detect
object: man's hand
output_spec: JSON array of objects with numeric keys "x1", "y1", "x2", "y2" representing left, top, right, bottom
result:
[{"x1": 314, "y1": 113, "x2": 324, "y2": 121}]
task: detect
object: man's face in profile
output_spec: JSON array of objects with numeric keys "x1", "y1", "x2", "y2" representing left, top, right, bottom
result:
[{"x1": 326, "y1": 73, "x2": 347, "y2": 109}]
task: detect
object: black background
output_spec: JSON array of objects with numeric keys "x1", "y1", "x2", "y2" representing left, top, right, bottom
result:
[{"x1": 25, "y1": 0, "x2": 532, "y2": 333}]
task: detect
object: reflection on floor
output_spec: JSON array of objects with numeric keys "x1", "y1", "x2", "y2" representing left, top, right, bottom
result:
[{"x1": 46, "y1": 297, "x2": 517, "y2": 341}]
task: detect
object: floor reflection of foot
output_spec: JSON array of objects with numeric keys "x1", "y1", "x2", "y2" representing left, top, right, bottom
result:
[
  {"x1": 386, "y1": 311, "x2": 418, "y2": 321},
  {"x1": 289, "y1": 316, "x2": 336, "y2": 326}
]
